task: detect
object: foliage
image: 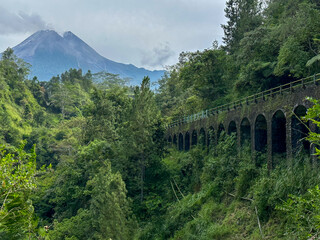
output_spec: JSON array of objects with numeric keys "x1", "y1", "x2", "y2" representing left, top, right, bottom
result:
[
  {"x1": 274, "y1": 98, "x2": 320, "y2": 239},
  {"x1": 222, "y1": 0, "x2": 262, "y2": 53},
  {"x1": 276, "y1": 185, "x2": 320, "y2": 239},
  {"x1": 43, "y1": 69, "x2": 93, "y2": 119},
  {"x1": 0, "y1": 143, "x2": 39, "y2": 239},
  {"x1": 304, "y1": 97, "x2": 320, "y2": 148},
  {"x1": 157, "y1": 0, "x2": 320, "y2": 119},
  {"x1": 93, "y1": 72, "x2": 130, "y2": 89},
  {"x1": 49, "y1": 159, "x2": 135, "y2": 240},
  {"x1": 1, "y1": 0, "x2": 320, "y2": 239},
  {"x1": 0, "y1": 48, "x2": 44, "y2": 145}
]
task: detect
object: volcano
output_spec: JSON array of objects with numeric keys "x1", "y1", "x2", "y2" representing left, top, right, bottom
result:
[{"x1": 11, "y1": 30, "x2": 164, "y2": 85}]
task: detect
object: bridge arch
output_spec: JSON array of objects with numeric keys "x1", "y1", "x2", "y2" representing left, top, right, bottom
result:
[
  {"x1": 218, "y1": 123, "x2": 225, "y2": 141},
  {"x1": 199, "y1": 128, "x2": 206, "y2": 146},
  {"x1": 228, "y1": 120, "x2": 237, "y2": 136},
  {"x1": 166, "y1": 74, "x2": 320, "y2": 168},
  {"x1": 255, "y1": 114, "x2": 267, "y2": 152},
  {"x1": 178, "y1": 133, "x2": 183, "y2": 151},
  {"x1": 185, "y1": 132, "x2": 190, "y2": 151},
  {"x1": 272, "y1": 110, "x2": 287, "y2": 157},
  {"x1": 240, "y1": 118, "x2": 251, "y2": 147},
  {"x1": 292, "y1": 105, "x2": 309, "y2": 154},
  {"x1": 191, "y1": 130, "x2": 198, "y2": 146}
]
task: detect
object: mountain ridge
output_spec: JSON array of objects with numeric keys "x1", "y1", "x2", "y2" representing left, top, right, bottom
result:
[{"x1": 10, "y1": 30, "x2": 164, "y2": 85}]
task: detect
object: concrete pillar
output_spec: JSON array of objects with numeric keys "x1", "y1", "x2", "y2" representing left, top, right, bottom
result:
[
  {"x1": 286, "y1": 116, "x2": 293, "y2": 167},
  {"x1": 267, "y1": 118, "x2": 273, "y2": 170},
  {"x1": 204, "y1": 129, "x2": 207, "y2": 147},
  {"x1": 199, "y1": 128, "x2": 207, "y2": 147},
  {"x1": 237, "y1": 121, "x2": 241, "y2": 155},
  {"x1": 174, "y1": 133, "x2": 178, "y2": 150}
]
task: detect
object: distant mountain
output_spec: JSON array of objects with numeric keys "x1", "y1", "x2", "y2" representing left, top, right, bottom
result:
[{"x1": 10, "y1": 30, "x2": 164, "y2": 85}]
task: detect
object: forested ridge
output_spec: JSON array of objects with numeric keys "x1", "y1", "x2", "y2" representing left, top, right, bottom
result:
[{"x1": 1, "y1": 0, "x2": 320, "y2": 239}]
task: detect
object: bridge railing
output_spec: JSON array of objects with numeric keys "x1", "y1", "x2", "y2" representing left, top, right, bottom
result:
[{"x1": 167, "y1": 73, "x2": 320, "y2": 128}]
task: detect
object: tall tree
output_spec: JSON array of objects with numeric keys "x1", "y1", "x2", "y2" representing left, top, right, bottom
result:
[
  {"x1": 222, "y1": 0, "x2": 262, "y2": 53},
  {"x1": 125, "y1": 76, "x2": 161, "y2": 203}
]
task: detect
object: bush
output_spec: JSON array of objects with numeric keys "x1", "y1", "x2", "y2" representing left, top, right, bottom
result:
[{"x1": 277, "y1": 185, "x2": 320, "y2": 239}]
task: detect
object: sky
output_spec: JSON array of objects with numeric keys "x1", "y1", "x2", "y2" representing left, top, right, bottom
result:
[{"x1": 0, "y1": 0, "x2": 227, "y2": 70}]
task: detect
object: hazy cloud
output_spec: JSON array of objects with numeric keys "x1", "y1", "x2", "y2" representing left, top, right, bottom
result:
[
  {"x1": 141, "y1": 43, "x2": 175, "y2": 67},
  {"x1": 0, "y1": 7, "x2": 49, "y2": 35}
]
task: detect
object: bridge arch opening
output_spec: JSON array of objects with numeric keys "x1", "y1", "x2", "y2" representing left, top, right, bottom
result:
[
  {"x1": 228, "y1": 121, "x2": 237, "y2": 136},
  {"x1": 168, "y1": 136, "x2": 172, "y2": 144},
  {"x1": 178, "y1": 133, "x2": 183, "y2": 151},
  {"x1": 240, "y1": 118, "x2": 251, "y2": 147},
  {"x1": 173, "y1": 134, "x2": 177, "y2": 147},
  {"x1": 292, "y1": 105, "x2": 310, "y2": 154},
  {"x1": 272, "y1": 110, "x2": 287, "y2": 157},
  {"x1": 192, "y1": 130, "x2": 198, "y2": 146},
  {"x1": 185, "y1": 132, "x2": 190, "y2": 151},
  {"x1": 218, "y1": 124, "x2": 225, "y2": 141},
  {"x1": 255, "y1": 114, "x2": 267, "y2": 152},
  {"x1": 199, "y1": 128, "x2": 206, "y2": 146},
  {"x1": 207, "y1": 126, "x2": 215, "y2": 147}
]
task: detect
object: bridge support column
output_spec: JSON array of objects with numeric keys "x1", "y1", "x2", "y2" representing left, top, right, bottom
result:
[
  {"x1": 174, "y1": 135, "x2": 178, "y2": 151},
  {"x1": 204, "y1": 129, "x2": 208, "y2": 148},
  {"x1": 267, "y1": 119, "x2": 272, "y2": 170},
  {"x1": 214, "y1": 129, "x2": 218, "y2": 146},
  {"x1": 237, "y1": 122, "x2": 241, "y2": 155},
  {"x1": 251, "y1": 123, "x2": 256, "y2": 163},
  {"x1": 310, "y1": 122, "x2": 318, "y2": 166},
  {"x1": 286, "y1": 116, "x2": 293, "y2": 166}
]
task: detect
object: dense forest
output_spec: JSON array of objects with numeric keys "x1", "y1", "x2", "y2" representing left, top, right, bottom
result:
[{"x1": 1, "y1": 0, "x2": 320, "y2": 239}]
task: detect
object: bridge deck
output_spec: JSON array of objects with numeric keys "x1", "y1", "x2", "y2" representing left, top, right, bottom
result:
[{"x1": 166, "y1": 74, "x2": 320, "y2": 169}]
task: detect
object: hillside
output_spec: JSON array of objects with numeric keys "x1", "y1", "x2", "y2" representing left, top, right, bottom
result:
[{"x1": 0, "y1": 0, "x2": 320, "y2": 239}]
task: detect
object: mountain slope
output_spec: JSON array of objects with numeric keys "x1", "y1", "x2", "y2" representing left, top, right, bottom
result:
[{"x1": 12, "y1": 30, "x2": 164, "y2": 85}]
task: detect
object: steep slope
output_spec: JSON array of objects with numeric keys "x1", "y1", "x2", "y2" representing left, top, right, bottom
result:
[{"x1": 12, "y1": 30, "x2": 164, "y2": 85}]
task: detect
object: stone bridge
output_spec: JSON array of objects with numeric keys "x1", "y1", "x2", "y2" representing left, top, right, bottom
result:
[{"x1": 166, "y1": 74, "x2": 320, "y2": 169}]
